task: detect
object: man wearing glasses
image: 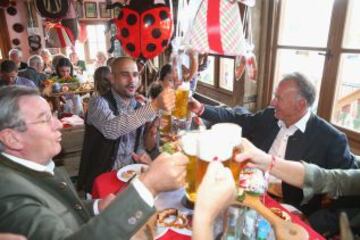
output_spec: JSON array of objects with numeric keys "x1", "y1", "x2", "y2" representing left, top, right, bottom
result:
[
  {"x1": 0, "y1": 86, "x2": 187, "y2": 239},
  {"x1": 78, "y1": 57, "x2": 175, "y2": 193}
]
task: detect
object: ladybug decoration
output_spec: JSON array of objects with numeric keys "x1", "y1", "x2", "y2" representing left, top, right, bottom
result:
[{"x1": 108, "y1": 0, "x2": 173, "y2": 61}]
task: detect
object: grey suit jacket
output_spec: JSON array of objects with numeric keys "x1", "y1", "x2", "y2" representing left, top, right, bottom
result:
[
  {"x1": 0, "y1": 154, "x2": 155, "y2": 240},
  {"x1": 303, "y1": 162, "x2": 360, "y2": 228}
]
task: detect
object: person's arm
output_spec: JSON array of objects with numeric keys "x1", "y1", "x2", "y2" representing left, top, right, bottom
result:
[
  {"x1": 0, "y1": 233, "x2": 26, "y2": 240},
  {"x1": 236, "y1": 138, "x2": 360, "y2": 204},
  {"x1": 302, "y1": 162, "x2": 360, "y2": 204},
  {"x1": 193, "y1": 162, "x2": 236, "y2": 240},
  {"x1": 236, "y1": 138, "x2": 306, "y2": 188},
  {"x1": 87, "y1": 89, "x2": 174, "y2": 140}
]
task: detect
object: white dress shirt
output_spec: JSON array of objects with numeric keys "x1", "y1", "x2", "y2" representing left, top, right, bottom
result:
[{"x1": 267, "y1": 111, "x2": 311, "y2": 197}]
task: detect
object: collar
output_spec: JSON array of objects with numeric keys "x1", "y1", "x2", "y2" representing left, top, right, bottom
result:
[
  {"x1": 111, "y1": 88, "x2": 137, "y2": 110},
  {"x1": 1, "y1": 153, "x2": 55, "y2": 175},
  {"x1": 277, "y1": 110, "x2": 311, "y2": 133}
]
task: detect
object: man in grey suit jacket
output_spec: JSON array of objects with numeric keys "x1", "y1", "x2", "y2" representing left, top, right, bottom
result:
[{"x1": 0, "y1": 86, "x2": 187, "y2": 239}]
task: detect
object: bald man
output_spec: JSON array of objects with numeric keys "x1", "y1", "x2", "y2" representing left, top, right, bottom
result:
[{"x1": 78, "y1": 57, "x2": 176, "y2": 192}]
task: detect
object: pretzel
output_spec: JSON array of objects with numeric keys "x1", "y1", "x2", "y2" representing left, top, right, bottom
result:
[
  {"x1": 157, "y1": 208, "x2": 189, "y2": 229},
  {"x1": 270, "y1": 207, "x2": 291, "y2": 222}
]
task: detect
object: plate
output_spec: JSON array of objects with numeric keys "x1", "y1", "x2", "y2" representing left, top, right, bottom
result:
[{"x1": 116, "y1": 164, "x2": 148, "y2": 182}]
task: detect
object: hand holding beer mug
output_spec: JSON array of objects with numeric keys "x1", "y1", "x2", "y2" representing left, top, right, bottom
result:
[
  {"x1": 196, "y1": 130, "x2": 233, "y2": 193},
  {"x1": 151, "y1": 87, "x2": 175, "y2": 112},
  {"x1": 211, "y1": 123, "x2": 243, "y2": 183}
]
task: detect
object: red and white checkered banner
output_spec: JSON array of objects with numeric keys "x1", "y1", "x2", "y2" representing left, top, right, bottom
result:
[
  {"x1": 187, "y1": 0, "x2": 246, "y2": 56},
  {"x1": 47, "y1": 23, "x2": 75, "y2": 48}
]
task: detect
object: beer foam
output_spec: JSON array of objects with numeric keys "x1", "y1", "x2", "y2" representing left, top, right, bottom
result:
[
  {"x1": 212, "y1": 123, "x2": 242, "y2": 147},
  {"x1": 181, "y1": 132, "x2": 198, "y2": 156},
  {"x1": 197, "y1": 130, "x2": 232, "y2": 161}
]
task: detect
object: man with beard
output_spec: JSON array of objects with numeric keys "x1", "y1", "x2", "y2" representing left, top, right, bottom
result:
[{"x1": 78, "y1": 57, "x2": 176, "y2": 193}]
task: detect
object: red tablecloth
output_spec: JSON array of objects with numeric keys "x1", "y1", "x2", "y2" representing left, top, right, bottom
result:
[{"x1": 92, "y1": 171, "x2": 324, "y2": 240}]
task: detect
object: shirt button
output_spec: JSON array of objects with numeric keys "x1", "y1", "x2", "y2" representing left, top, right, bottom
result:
[
  {"x1": 128, "y1": 217, "x2": 137, "y2": 225},
  {"x1": 135, "y1": 211, "x2": 143, "y2": 219},
  {"x1": 59, "y1": 181, "x2": 67, "y2": 190},
  {"x1": 74, "y1": 204, "x2": 83, "y2": 211}
]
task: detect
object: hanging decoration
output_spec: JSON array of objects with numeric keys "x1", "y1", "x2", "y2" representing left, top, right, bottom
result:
[
  {"x1": 237, "y1": 0, "x2": 256, "y2": 7},
  {"x1": 61, "y1": 0, "x2": 79, "y2": 41},
  {"x1": 46, "y1": 23, "x2": 75, "y2": 48},
  {"x1": 25, "y1": 1, "x2": 42, "y2": 52},
  {"x1": 242, "y1": 6, "x2": 258, "y2": 81},
  {"x1": 186, "y1": 0, "x2": 246, "y2": 56},
  {"x1": 34, "y1": 0, "x2": 69, "y2": 19},
  {"x1": 107, "y1": 0, "x2": 173, "y2": 61}
]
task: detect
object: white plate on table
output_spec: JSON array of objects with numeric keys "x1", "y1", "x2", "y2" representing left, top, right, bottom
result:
[{"x1": 116, "y1": 164, "x2": 148, "y2": 182}]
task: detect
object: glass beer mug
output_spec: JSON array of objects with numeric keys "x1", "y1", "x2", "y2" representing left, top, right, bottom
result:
[
  {"x1": 196, "y1": 130, "x2": 233, "y2": 191},
  {"x1": 172, "y1": 81, "x2": 190, "y2": 120},
  {"x1": 211, "y1": 123, "x2": 243, "y2": 183},
  {"x1": 180, "y1": 131, "x2": 199, "y2": 202}
]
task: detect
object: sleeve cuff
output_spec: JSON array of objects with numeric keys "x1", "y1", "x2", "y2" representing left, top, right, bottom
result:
[
  {"x1": 131, "y1": 176, "x2": 155, "y2": 207},
  {"x1": 93, "y1": 199, "x2": 100, "y2": 215}
]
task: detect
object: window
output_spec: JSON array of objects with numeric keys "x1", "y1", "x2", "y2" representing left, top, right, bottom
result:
[
  {"x1": 265, "y1": 0, "x2": 360, "y2": 151},
  {"x1": 197, "y1": 55, "x2": 237, "y2": 105},
  {"x1": 86, "y1": 24, "x2": 107, "y2": 60},
  {"x1": 199, "y1": 56, "x2": 215, "y2": 85}
]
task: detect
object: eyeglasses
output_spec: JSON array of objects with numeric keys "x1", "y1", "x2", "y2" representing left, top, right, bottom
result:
[
  {"x1": 27, "y1": 112, "x2": 58, "y2": 126},
  {"x1": 117, "y1": 71, "x2": 140, "y2": 78}
]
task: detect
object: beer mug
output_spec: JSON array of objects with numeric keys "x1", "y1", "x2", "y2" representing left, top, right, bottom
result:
[
  {"x1": 180, "y1": 131, "x2": 199, "y2": 202},
  {"x1": 196, "y1": 130, "x2": 233, "y2": 191},
  {"x1": 172, "y1": 81, "x2": 190, "y2": 120},
  {"x1": 211, "y1": 123, "x2": 243, "y2": 183}
]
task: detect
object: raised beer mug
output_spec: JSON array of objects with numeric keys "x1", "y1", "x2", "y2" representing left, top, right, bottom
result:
[
  {"x1": 211, "y1": 123, "x2": 243, "y2": 183},
  {"x1": 180, "y1": 131, "x2": 200, "y2": 202},
  {"x1": 172, "y1": 81, "x2": 190, "y2": 120}
]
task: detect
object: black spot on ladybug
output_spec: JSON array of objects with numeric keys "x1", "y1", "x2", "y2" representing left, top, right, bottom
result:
[
  {"x1": 151, "y1": 29, "x2": 161, "y2": 39},
  {"x1": 146, "y1": 43, "x2": 156, "y2": 52},
  {"x1": 118, "y1": 11, "x2": 123, "y2": 20},
  {"x1": 126, "y1": 43, "x2": 136, "y2": 52},
  {"x1": 127, "y1": 14, "x2": 137, "y2": 25},
  {"x1": 159, "y1": 11, "x2": 168, "y2": 20},
  {"x1": 161, "y1": 40, "x2": 168, "y2": 47},
  {"x1": 121, "y1": 28, "x2": 129, "y2": 38},
  {"x1": 143, "y1": 14, "x2": 155, "y2": 26}
]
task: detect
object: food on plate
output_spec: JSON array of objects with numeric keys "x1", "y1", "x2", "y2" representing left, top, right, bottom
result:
[
  {"x1": 156, "y1": 208, "x2": 191, "y2": 229},
  {"x1": 160, "y1": 141, "x2": 180, "y2": 154},
  {"x1": 120, "y1": 166, "x2": 146, "y2": 180},
  {"x1": 121, "y1": 169, "x2": 136, "y2": 179},
  {"x1": 270, "y1": 207, "x2": 291, "y2": 221}
]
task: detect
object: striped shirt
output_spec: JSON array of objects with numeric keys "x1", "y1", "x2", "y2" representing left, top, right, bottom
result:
[{"x1": 87, "y1": 89, "x2": 156, "y2": 169}]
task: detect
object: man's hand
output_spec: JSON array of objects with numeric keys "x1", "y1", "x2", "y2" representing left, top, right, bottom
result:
[
  {"x1": 151, "y1": 88, "x2": 175, "y2": 112},
  {"x1": 98, "y1": 193, "x2": 116, "y2": 212},
  {"x1": 143, "y1": 118, "x2": 160, "y2": 151},
  {"x1": 139, "y1": 152, "x2": 188, "y2": 196},
  {"x1": 194, "y1": 162, "x2": 236, "y2": 224},
  {"x1": 235, "y1": 138, "x2": 271, "y2": 171},
  {"x1": 188, "y1": 97, "x2": 202, "y2": 114},
  {"x1": 0, "y1": 233, "x2": 27, "y2": 240},
  {"x1": 132, "y1": 152, "x2": 152, "y2": 165}
]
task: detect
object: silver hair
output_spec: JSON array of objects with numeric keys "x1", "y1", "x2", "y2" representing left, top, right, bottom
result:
[
  {"x1": 0, "y1": 86, "x2": 40, "y2": 152},
  {"x1": 28, "y1": 55, "x2": 43, "y2": 68},
  {"x1": 280, "y1": 72, "x2": 316, "y2": 107},
  {"x1": 8, "y1": 48, "x2": 22, "y2": 58}
]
